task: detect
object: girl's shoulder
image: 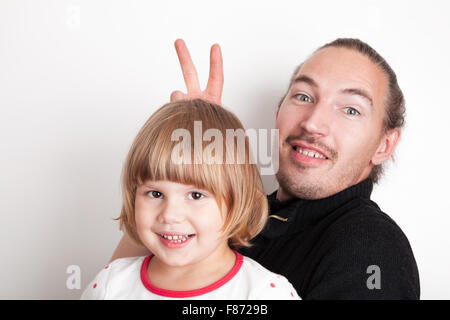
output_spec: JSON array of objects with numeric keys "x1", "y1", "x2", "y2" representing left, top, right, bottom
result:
[
  {"x1": 107, "y1": 255, "x2": 147, "y2": 272},
  {"x1": 80, "y1": 256, "x2": 148, "y2": 300},
  {"x1": 239, "y1": 255, "x2": 301, "y2": 300}
]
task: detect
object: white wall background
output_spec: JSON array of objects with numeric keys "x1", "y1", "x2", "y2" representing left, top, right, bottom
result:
[{"x1": 1, "y1": 0, "x2": 449, "y2": 299}]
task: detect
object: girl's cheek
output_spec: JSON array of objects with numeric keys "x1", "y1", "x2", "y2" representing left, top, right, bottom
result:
[{"x1": 135, "y1": 210, "x2": 152, "y2": 229}]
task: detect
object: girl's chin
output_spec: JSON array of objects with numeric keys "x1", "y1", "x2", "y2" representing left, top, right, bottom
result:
[{"x1": 151, "y1": 252, "x2": 195, "y2": 268}]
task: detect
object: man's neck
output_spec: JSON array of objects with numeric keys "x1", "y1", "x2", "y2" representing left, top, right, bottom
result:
[{"x1": 276, "y1": 186, "x2": 294, "y2": 202}]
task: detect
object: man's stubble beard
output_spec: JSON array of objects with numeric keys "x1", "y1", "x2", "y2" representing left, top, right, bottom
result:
[{"x1": 275, "y1": 151, "x2": 369, "y2": 200}]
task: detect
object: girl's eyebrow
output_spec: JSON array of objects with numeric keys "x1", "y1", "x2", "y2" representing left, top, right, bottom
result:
[
  {"x1": 138, "y1": 183, "x2": 156, "y2": 189},
  {"x1": 139, "y1": 183, "x2": 207, "y2": 192}
]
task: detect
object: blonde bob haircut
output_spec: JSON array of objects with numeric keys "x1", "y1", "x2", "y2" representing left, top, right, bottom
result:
[{"x1": 118, "y1": 99, "x2": 268, "y2": 249}]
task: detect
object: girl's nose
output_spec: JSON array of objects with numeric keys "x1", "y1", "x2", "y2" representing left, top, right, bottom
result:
[{"x1": 157, "y1": 200, "x2": 185, "y2": 224}]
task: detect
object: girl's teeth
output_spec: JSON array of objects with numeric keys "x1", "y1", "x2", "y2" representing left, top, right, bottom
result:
[{"x1": 161, "y1": 234, "x2": 190, "y2": 243}]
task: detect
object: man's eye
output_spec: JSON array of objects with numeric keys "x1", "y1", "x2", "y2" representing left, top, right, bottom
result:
[
  {"x1": 147, "y1": 191, "x2": 163, "y2": 198},
  {"x1": 344, "y1": 107, "x2": 360, "y2": 116},
  {"x1": 294, "y1": 93, "x2": 312, "y2": 103},
  {"x1": 188, "y1": 192, "x2": 204, "y2": 200}
]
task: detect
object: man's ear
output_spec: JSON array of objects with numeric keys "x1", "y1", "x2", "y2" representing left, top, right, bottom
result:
[{"x1": 371, "y1": 128, "x2": 401, "y2": 165}]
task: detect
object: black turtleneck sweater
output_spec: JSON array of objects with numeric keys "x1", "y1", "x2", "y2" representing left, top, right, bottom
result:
[{"x1": 239, "y1": 179, "x2": 420, "y2": 300}]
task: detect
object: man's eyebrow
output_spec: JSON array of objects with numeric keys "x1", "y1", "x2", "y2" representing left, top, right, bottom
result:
[
  {"x1": 340, "y1": 88, "x2": 374, "y2": 107},
  {"x1": 292, "y1": 75, "x2": 318, "y2": 88},
  {"x1": 291, "y1": 75, "x2": 374, "y2": 107}
]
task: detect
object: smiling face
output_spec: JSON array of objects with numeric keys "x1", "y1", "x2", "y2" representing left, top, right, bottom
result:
[
  {"x1": 134, "y1": 180, "x2": 231, "y2": 268},
  {"x1": 276, "y1": 47, "x2": 400, "y2": 200}
]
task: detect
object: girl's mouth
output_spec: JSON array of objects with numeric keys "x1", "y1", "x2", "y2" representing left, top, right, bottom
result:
[{"x1": 157, "y1": 233, "x2": 196, "y2": 248}]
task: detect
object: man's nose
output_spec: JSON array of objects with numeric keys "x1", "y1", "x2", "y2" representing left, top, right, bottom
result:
[
  {"x1": 157, "y1": 199, "x2": 185, "y2": 224},
  {"x1": 299, "y1": 101, "x2": 331, "y2": 137}
]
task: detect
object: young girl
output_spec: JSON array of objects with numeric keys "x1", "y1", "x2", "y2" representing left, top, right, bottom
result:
[{"x1": 81, "y1": 99, "x2": 300, "y2": 300}]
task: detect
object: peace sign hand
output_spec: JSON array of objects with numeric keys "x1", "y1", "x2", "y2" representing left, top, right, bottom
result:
[{"x1": 170, "y1": 39, "x2": 224, "y2": 106}]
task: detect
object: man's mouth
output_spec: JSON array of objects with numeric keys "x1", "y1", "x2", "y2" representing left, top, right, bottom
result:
[{"x1": 292, "y1": 145, "x2": 329, "y2": 160}]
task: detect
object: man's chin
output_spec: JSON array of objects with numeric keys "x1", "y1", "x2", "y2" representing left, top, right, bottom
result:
[
  {"x1": 276, "y1": 161, "x2": 368, "y2": 200},
  {"x1": 276, "y1": 171, "x2": 322, "y2": 200},
  {"x1": 276, "y1": 162, "x2": 348, "y2": 200}
]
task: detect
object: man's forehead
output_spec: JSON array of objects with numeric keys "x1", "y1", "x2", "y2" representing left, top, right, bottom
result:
[{"x1": 291, "y1": 47, "x2": 387, "y2": 105}]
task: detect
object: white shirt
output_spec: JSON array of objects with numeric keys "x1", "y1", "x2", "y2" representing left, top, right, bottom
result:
[{"x1": 81, "y1": 252, "x2": 300, "y2": 300}]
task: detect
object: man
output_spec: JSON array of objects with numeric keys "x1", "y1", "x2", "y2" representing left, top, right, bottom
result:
[{"x1": 111, "y1": 38, "x2": 420, "y2": 299}]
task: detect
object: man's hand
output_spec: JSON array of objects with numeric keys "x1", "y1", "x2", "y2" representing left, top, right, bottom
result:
[{"x1": 170, "y1": 39, "x2": 224, "y2": 105}]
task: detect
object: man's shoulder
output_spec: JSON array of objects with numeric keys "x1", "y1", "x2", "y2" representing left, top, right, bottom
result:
[
  {"x1": 330, "y1": 198, "x2": 406, "y2": 240},
  {"x1": 321, "y1": 197, "x2": 412, "y2": 253},
  {"x1": 321, "y1": 198, "x2": 420, "y2": 285},
  {"x1": 307, "y1": 199, "x2": 420, "y2": 299}
]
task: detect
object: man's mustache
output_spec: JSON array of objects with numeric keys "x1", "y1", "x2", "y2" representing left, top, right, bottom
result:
[{"x1": 285, "y1": 134, "x2": 338, "y2": 161}]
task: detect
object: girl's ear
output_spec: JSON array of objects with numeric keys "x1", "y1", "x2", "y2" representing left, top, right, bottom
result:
[{"x1": 371, "y1": 128, "x2": 401, "y2": 166}]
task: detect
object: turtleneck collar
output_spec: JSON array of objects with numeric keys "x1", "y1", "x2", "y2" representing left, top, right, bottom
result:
[{"x1": 263, "y1": 179, "x2": 374, "y2": 237}]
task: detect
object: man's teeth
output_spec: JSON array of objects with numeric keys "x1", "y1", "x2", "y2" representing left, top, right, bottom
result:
[
  {"x1": 160, "y1": 234, "x2": 192, "y2": 243},
  {"x1": 294, "y1": 147, "x2": 327, "y2": 159}
]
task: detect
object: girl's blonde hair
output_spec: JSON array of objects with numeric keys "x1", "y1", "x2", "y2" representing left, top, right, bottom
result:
[{"x1": 117, "y1": 99, "x2": 268, "y2": 249}]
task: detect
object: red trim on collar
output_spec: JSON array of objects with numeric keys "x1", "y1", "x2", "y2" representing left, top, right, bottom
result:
[{"x1": 140, "y1": 251, "x2": 243, "y2": 298}]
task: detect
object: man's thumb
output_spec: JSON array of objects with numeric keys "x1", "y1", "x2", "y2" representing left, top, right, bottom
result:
[{"x1": 170, "y1": 90, "x2": 185, "y2": 102}]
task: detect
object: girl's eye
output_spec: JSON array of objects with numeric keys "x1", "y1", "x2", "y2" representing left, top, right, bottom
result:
[
  {"x1": 294, "y1": 93, "x2": 312, "y2": 103},
  {"x1": 188, "y1": 192, "x2": 204, "y2": 200},
  {"x1": 147, "y1": 191, "x2": 163, "y2": 199},
  {"x1": 344, "y1": 107, "x2": 361, "y2": 116}
]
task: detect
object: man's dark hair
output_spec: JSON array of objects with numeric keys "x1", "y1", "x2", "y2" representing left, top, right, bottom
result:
[{"x1": 278, "y1": 38, "x2": 406, "y2": 184}]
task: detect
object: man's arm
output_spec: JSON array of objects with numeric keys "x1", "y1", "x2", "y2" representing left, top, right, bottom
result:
[
  {"x1": 110, "y1": 232, "x2": 150, "y2": 262},
  {"x1": 304, "y1": 210, "x2": 420, "y2": 300}
]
